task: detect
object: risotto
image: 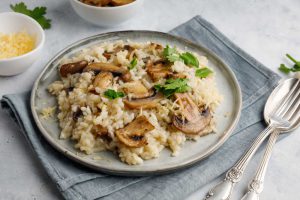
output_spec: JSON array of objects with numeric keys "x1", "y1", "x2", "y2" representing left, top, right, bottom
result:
[{"x1": 47, "y1": 40, "x2": 222, "y2": 165}]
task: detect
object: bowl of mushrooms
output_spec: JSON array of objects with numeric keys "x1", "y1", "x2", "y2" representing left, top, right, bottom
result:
[{"x1": 69, "y1": 0, "x2": 144, "y2": 27}]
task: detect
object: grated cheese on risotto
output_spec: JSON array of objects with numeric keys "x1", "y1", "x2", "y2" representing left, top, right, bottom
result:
[
  {"x1": 47, "y1": 41, "x2": 222, "y2": 165},
  {"x1": 41, "y1": 106, "x2": 56, "y2": 119},
  {"x1": 0, "y1": 31, "x2": 35, "y2": 59}
]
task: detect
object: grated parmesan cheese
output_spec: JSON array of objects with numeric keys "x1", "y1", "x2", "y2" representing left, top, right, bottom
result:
[
  {"x1": 0, "y1": 31, "x2": 35, "y2": 59},
  {"x1": 41, "y1": 107, "x2": 56, "y2": 119}
]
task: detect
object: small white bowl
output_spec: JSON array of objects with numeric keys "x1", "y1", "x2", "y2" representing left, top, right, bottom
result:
[
  {"x1": 69, "y1": 0, "x2": 144, "y2": 27},
  {"x1": 0, "y1": 12, "x2": 45, "y2": 76}
]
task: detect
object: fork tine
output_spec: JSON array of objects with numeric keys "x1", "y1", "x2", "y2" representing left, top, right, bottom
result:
[
  {"x1": 290, "y1": 106, "x2": 300, "y2": 126},
  {"x1": 277, "y1": 79, "x2": 300, "y2": 117},
  {"x1": 286, "y1": 93, "x2": 300, "y2": 121}
]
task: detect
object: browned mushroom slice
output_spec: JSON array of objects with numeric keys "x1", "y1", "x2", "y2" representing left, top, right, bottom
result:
[
  {"x1": 91, "y1": 125, "x2": 113, "y2": 142},
  {"x1": 172, "y1": 93, "x2": 212, "y2": 135},
  {"x1": 93, "y1": 72, "x2": 113, "y2": 89},
  {"x1": 149, "y1": 42, "x2": 163, "y2": 51},
  {"x1": 120, "y1": 71, "x2": 132, "y2": 82},
  {"x1": 91, "y1": 125, "x2": 108, "y2": 137},
  {"x1": 146, "y1": 60, "x2": 172, "y2": 81},
  {"x1": 169, "y1": 73, "x2": 187, "y2": 79},
  {"x1": 116, "y1": 115, "x2": 155, "y2": 147},
  {"x1": 123, "y1": 81, "x2": 154, "y2": 99},
  {"x1": 83, "y1": 62, "x2": 127, "y2": 75},
  {"x1": 111, "y1": 0, "x2": 134, "y2": 6},
  {"x1": 60, "y1": 60, "x2": 88, "y2": 77},
  {"x1": 123, "y1": 92, "x2": 163, "y2": 109},
  {"x1": 103, "y1": 52, "x2": 112, "y2": 60}
]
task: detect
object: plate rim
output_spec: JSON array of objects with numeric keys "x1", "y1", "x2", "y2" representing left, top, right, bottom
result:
[{"x1": 30, "y1": 30, "x2": 242, "y2": 176}]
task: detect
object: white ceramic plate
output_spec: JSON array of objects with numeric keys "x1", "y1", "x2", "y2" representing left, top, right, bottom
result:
[{"x1": 31, "y1": 31, "x2": 242, "y2": 176}]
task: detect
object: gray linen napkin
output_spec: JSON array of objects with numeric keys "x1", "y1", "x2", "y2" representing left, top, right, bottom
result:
[{"x1": 1, "y1": 16, "x2": 281, "y2": 200}]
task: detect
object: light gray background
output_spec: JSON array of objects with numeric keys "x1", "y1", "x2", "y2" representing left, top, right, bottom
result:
[{"x1": 0, "y1": 0, "x2": 299, "y2": 199}]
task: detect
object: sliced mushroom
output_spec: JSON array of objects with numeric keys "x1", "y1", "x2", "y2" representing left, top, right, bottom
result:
[
  {"x1": 111, "y1": 0, "x2": 134, "y2": 6},
  {"x1": 146, "y1": 60, "x2": 172, "y2": 81},
  {"x1": 91, "y1": 125, "x2": 112, "y2": 142},
  {"x1": 142, "y1": 56, "x2": 151, "y2": 64},
  {"x1": 120, "y1": 71, "x2": 132, "y2": 82},
  {"x1": 123, "y1": 92, "x2": 164, "y2": 109},
  {"x1": 92, "y1": 125, "x2": 109, "y2": 137},
  {"x1": 116, "y1": 115, "x2": 155, "y2": 147},
  {"x1": 93, "y1": 72, "x2": 113, "y2": 89},
  {"x1": 124, "y1": 44, "x2": 135, "y2": 51},
  {"x1": 60, "y1": 60, "x2": 88, "y2": 77},
  {"x1": 123, "y1": 81, "x2": 154, "y2": 99},
  {"x1": 172, "y1": 93, "x2": 212, "y2": 135},
  {"x1": 149, "y1": 42, "x2": 163, "y2": 51},
  {"x1": 103, "y1": 52, "x2": 112, "y2": 60},
  {"x1": 169, "y1": 73, "x2": 187, "y2": 79},
  {"x1": 83, "y1": 62, "x2": 127, "y2": 75}
]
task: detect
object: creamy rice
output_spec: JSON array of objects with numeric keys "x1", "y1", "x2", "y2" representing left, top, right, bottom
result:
[{"x1": 47, "y1": 40, "x2": 221, "y2": 165}]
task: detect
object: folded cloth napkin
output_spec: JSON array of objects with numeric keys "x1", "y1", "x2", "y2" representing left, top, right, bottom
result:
[{"x1": 1, "y1": 15, "x2": 281, "y2": 200}]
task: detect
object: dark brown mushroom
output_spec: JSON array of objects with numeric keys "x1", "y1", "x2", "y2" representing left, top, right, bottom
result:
[
  {"x1": 149, "y1": 42, "x2": 163, "y2": 51},
  {"x1": 92, "y1": 125, "x2": 109, "y2": 137},
  {"x1": 146, "y1": 60, "x2": 172, "y2": 81},
  {"x1": 60, "y1": 60, "x2": 88, "y2": 77},
  {"x1": 83, "y1": 62, "x2": 127, "y2": 75},
  {"x1": 116, "y1": 115, "x2": 155, "y2": 147},
  {"x1": 172, "y1": 93, "x2": 212, "y2": 135},
  {"x1": 93, "y1": 71, "x2": 113, "y2": 89},
  {"x1": 103, "y1": 52, "x2": 112, "y2": 60},
  {"x1": 72, "y1": 108, "x2": 83, "y2": 121},
  {"x1": 123, "y1": 92, "x2": 163, "y2": 110},
  {"x1": 91, "y1": 125, "x2": 112, "y2": 142}
]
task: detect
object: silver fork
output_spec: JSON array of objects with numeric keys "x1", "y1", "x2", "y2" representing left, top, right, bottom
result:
[
  {"x1": 204, "y1": 78, "x2": 300, "y2": 200},
  {"x1": 241, "y1": 79, "x2": 300, "y2": 200}
]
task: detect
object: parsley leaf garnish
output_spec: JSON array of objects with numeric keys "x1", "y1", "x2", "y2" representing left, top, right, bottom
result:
[
  {"x1": 104, "y1": 89, "x2": 125, "y2": 100},
  {"x1": 163, "y1": 45, "x2": 199, "y2": 67},
  {"x1": 167, "y1": 54, "x2": 183, "y2": 62},
  {"x1": 162, "y1": 45, "x2": 213, "y2": 78},
  {"x1": 10, "y1": 2, "x2": 51, "y2": 29},
  {"x1": 128, "y1": 57, "x2": 137, "y2": 70},
  {"x1": 180, "y1": 52, "x2": 199, "y2": 68},
  {"x1": 279, "y1": 64, "x2": 291, "y2": 74},
  {"x1": 154, "y1": 78, "x2": 190, "y2": 97},
  {"x1": 163, "y1": 45, "x2": 178, "y2": 58},
  {"x1": 195, "y1": 67, "x2": 213, "y2": 78},
  {"x1": 163, "y1": 45, "x2": 183, "y2": 62},
  {"x1": 278, "y1": 54, "x2": 300, "y2": 74}
]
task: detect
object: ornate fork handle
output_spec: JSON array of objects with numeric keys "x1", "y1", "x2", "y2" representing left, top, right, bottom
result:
[
  {"x1": 205, "y1": 125, "x2": 275, "y2": 200},
  {"x1": 240, "y1": 130, "x2": 280, "y2": 200}
]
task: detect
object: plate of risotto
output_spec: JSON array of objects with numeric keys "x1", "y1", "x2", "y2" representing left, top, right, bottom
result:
[{"x1": 31, "y1": 31, "x2": 241, "y2": 175}]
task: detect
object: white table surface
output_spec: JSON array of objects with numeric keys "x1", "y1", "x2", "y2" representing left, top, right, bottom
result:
[{"x1": 0, "y1": 0, "x2": 300, "y2": 199}]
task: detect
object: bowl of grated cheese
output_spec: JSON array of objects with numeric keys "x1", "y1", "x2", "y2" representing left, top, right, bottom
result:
[{"x1": 0, "y1": 12, "x2": 45, "y2": 76}]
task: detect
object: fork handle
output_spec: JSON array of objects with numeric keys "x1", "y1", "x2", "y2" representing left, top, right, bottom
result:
[
  {"x1": 204, "y1": 125, "x2": 275, "y2": 200},
  {"x1": 240, "y1": 131, "x2": 280, "y2": 200}
]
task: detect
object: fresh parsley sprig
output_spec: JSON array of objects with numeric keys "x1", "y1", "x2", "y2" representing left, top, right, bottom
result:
[
  {"x1": 10, "y1": 2, "x2": 51, "y2": 29},
  {"x1": 104, "y1": 89, "x2": 125, "y2": 100},
  {"x1": 162, "y1": 45, "x2": 199, "y2": 68},
  {"x1": 180, "y1": 52, "x2": 199, "y2": 68},
  {"x1": 278, "y1": 54, "x2": 300, "y2": 74},
  {"x1": 195, "y1": 67, "x2": 213, "y2": 78},
  {"x1": 154, "y1": 78, "x2": 190, "y2": 97}
]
